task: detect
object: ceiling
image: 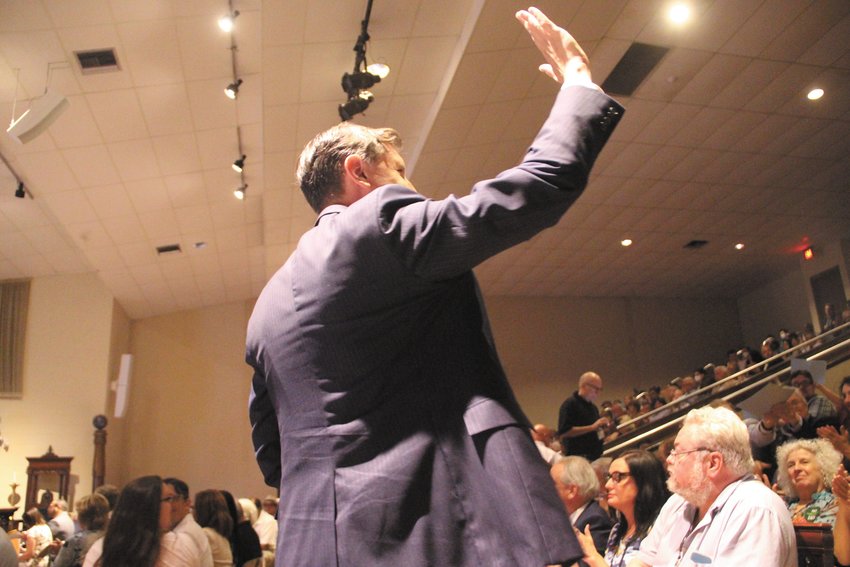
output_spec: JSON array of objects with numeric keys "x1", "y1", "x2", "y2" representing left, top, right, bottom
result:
[{"x1": 0, "y1": 0, "x2": 848, "y2": 319}]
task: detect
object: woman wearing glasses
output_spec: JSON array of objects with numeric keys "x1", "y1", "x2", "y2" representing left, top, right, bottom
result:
[{"x1": 575, "y1": 450, "x2": 669, "y2": 567}]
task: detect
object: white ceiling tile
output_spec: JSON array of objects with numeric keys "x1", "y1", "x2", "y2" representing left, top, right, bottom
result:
[
  {"x1": 117, "y1": 19, "x2": 184, "y2": 86},
  {"x1": 760, "y1": 0, "x2": 850, "y2": 62},
  {"x1": 109, "y1": 139, "x2": 161, "y2": 182},
  {"x1": 85, "y1": 183, "x2": 136, "y2": 219},
  {"x1": 42, "y1": 190, "x2": 99, "y2": 224},
  {"x1": 62, "y1": 145, "x2": 121, "y2": 187},
  {"x1": 137, "y1": 208, "x2": 179, "y2": 240},
  {"x1": 124, "y1": 176, "x2": 171, "y2": 212},
  {"x1": 175, "y1": 17, "x2": 231, "y2": 82},
  {"x1": 137, "y1": 83, "x2": 195, "y2": 136},
  {"x1": 186, "y1": 78, "x2": 238, "y2": 130},
  {"x1": 152, "y1": 132, "x2": 202, "y2": 175},
  {"x1": 101, "y1": 214, "x2": 146, "y2": 244},
  {"x1": 48, "y1": 94, "x2": 103, "y2": 149},
  {"x1": 86, "y1": 89, "x2": 149, "y2": 142},
  {"x1": 393, "y1": 36, "x2": 460, "y2": 96}
]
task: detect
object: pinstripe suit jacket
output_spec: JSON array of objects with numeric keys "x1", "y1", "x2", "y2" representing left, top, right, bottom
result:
[{"x1": 246, "y1": 86, "x2": 623, "y2": 567}]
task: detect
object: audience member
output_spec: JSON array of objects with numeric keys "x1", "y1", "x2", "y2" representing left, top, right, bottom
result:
[
  {"x1": 93, "y1": 485, "x2": 119, "y2": 512},
  {"x1": 83, "y1": 475, "x2": 201, "y2": 567},
  {"x1": 590, "y1": 457, "x2": 613, "y2": 514},
  {"x1": 0, "y1": 530, "x2": 15, "y2": 567},
  {"x1": 163, "y1": 478, "x2": 214, "y2": 567},
  {"x1": 775, "y1": 438, "x2": 840, "y2": 525},
  {"x1": 47, "y1": 499, "x2": 76, "y2": 541},
  {"x1": 815, "y1": 375, "x2": 850, "y2": 432},
  {"x1": 239, "y1": 498, "x2": 276, "y2": 567},
  {"x1": 574, "y1": 450, "x2": 669, "y2": 567},
  {"x1": 832, "y1": 464, "x2": 850, "y2": 566},
  {"x1": 18, "y1": 508, "x2": 52, "y2": 567},
  {"x1": 53, "y1": 493, "x2": 109, "y2": 567},
  {"x1": 791, "y1": 369, "x2": 838, "y2": 424},
  {"x1": 261, "y1": 496, "x2": 278, "y2": 520},
  {"x1": 823, "y1": 303, "x2": 839, "y2": 332},
  {"x1": 194, "y1": 490, "x2": 234, "y2": 566},
  {"x1": 220, "y1": 491, "x2": 262, "y2": 567},
  {"x1": 532, "y1": 423, "x2": 562, "y2": 464},
  {"x1": 632, "y1": 406, "x2": 796, "y2": 567},
  {"x1": 558, "y1": 371, "x2": 609, "y2": 460},
  {"x1": 550, "y1": 457, "x2": 612, "y2": 556}
]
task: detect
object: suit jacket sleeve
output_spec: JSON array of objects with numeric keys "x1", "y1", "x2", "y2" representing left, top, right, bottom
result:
[
  {"x1": 375, "y1": 86, "x2": 622, "y2": 281},
  {"x1": 249, "y1": 367, "x2": 281, "y2": 487}
]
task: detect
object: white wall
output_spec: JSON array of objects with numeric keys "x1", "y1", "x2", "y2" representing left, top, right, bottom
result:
[{"x1": 0, "y1": 273, "x2": 115, "y2": 510}]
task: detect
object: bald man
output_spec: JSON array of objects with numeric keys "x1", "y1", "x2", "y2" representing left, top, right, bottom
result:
[{"x1": 557, "y1": 372, "x2": 608, "y2": 460}]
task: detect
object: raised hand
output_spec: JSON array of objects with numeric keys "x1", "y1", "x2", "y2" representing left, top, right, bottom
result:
[{"x1": 515, "y1": 7, "x2": 596, "y2": 89}]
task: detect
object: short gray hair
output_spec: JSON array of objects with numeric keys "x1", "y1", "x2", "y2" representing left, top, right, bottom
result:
[
  {"x1": 682, "y1": 406, "x2": 753, "y2": 477},
  {"x1": 297, "y1": 123, "x2": 402, "y2": 212},
  {"x1": 775, "y1": 438, "x2": 842, "y2": 499},
  {"x1": 559, "y1": 456, "x2": 600, "y2": 501}
]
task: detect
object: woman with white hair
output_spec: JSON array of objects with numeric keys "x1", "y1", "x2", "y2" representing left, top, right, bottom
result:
[{"x1": 775, "y1": 438, "x2": 841, "y2": 525}]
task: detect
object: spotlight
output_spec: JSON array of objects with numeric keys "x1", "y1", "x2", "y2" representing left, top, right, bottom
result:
[
  {"x1": 366, "y1": 63, "x2": 390, "y2": 79},
  {"x1": 338, "y1": 91, "x2": 374, "y2": 121},
  {"x1": 341, "y1": 71, "x2": 381, "y2": 95},
  {"x1": 225, "y1": 79, "x2": 243, "y2": 100},
  {"x1": 218, "y1": 11, "x2": 240, "y2": 32},
  {"x1": 234, "y1": 185, "x2": 247, "y2": 200},
  {"x1": 14, "y1": 181, "x2": 25, "y2": 199},
  {"x1": 232, "y1": 155, "x2": 246, "y2": 173}
]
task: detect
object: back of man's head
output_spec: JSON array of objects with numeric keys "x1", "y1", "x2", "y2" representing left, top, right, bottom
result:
[
  {"x1": 682, "y1": 406, "x2": 753, "y2": 478},
  {"x1": 163, "y1": 477, "x2": 189, "y2": 499},
  {"x1": 94, "y1": 484, "x2": 120, "y2": 511},
  {"x1": 297, "y1": 123, "x2": 402, "y2": 213}
]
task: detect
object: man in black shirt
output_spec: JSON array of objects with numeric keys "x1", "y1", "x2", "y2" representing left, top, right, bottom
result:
[{"x1": 557, "y1": 371, "x2": 608, "y2": 460}]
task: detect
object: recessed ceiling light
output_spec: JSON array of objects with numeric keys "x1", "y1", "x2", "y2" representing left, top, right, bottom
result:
[
  {"x1": 668, "y1": 3, "x2": 691, "y2": 25},
  {"x1": 621, "y1": 238, "x2": 633, "y2": 247},
  {"x1": 807, "y1": 88, "x2": 824, "y2": 101},
  {"x1": 734, "y1": 243, "x2": 745, "y2": 250}
]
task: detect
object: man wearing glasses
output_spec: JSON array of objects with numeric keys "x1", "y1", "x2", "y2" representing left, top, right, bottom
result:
[
  {"x1": 557, "y1": 371, "x2": 609, "y2": 460},
  {"x1": 631, "y1": 406, "x2": 795, "y2": 567}
]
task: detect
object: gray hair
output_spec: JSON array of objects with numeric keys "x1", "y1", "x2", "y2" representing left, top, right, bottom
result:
[
  {"x1": 682, "y1": 406, "x2": 753, "y2": 478},
  {"x1": 296, "y1": 123, "x2": 402, "y2": 212},
  {"x1": 775, "y1": 438, "x2": 842, "y2": 499},
  {"x1": 559, "y1": 456, "x2": 600, "y2": 501}
]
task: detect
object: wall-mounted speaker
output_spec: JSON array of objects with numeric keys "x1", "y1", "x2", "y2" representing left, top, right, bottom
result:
[
  {"x1": 112, "y1": 353, "x2": 133, "y2": 418},
  {"x1": 6, "y1": 89, "x2": 69, "y2": 144}
]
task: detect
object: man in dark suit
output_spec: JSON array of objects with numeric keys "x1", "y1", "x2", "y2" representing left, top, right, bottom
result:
[
  {"x1": 551, "y1": 457, "x2": 613, "y2": 557},
  {"x1": 246, "y1": 7, "x2": 623, "y2": 566}
]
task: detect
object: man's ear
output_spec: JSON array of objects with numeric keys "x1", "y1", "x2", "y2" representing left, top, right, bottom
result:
[{"x1": 343, "y1": 154, "x2": 371, "y2": 189}]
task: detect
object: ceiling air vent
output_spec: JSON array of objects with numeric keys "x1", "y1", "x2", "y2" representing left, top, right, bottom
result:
[
  {"x1": 75, "y1": 49, "x2": 120, "y2": 74},
  {"x1": 156, "y1": 243, "x2": 182, "y2": 256},
  {"x1": 601, "y1": 42, "x2": 669, "y2": 96},
  {"x1": 684, "y1": 240, "x2": 708, "y2": 250}
]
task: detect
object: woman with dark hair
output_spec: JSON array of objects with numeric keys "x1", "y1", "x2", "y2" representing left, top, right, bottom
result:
[
  {"x1": 82, "y1": 475, "x2": 200, "y2": 567},
  {"x1": 575, "y1": 450, "x2": 670, "y2": 567},
  {"x1": 53, "y1": 493, "x2": 110, "y2": 567},
  {"x1": 193, "y1": 490, "x2": 233, "y2": 566},
  {"x1": 220, "y1": 491, "x2": 262, "y2": 567},
  {"x1": 17, "y1": 508, "x2": 52, "y2": 566}
]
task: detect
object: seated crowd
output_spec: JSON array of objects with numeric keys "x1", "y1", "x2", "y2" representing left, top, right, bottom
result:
[{"x1": 7, "y1": 478, "x2": 278, "y2": 567}]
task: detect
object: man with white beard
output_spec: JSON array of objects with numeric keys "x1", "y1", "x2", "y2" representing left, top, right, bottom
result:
[{"x1": 631, "y1": 406, "x2": 797, "y2": 567}]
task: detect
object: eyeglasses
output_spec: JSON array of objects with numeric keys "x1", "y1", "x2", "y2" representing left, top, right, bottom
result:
[
  {"x1": 669, "y1": 447, "x2": 712, "y2": 459},
  {"x1": 604, "y1": 471, "x2": 631, "y2": 483}
]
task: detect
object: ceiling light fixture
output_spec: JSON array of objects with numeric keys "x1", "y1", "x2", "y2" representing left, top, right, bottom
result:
[
  {"x1": 734, "y1": 243, "x2": 745, "y2": 250},
  {"x1": 807, "y1": 88, "x2": 824, "y2": 101},
  {"x1": 0, "y1": 150, "x2": 31, "y2": 199},
  {"x1": 232, "y1": 154, "x2": 246, "y2": 173},
  {"x1": 668, "y1": 3, "x2": 691, "y2": 25},
  {"x1": 234, "y1": 185, "x2": 247, "y2": 200},
  {"x1": 338, "y1": 0, "x2": 389, "y2": 121},
  {"x1": 218, "y1": 10, "x2": 240, "y2": 32},
  {"x1": 225, "y1": 79, "x2": 242, "y2": 100},
  {"x1": 621, "y1": 238, "x2": 633, "y2": 247}
]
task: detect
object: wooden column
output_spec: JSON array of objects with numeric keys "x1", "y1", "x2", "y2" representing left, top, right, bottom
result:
[{"x1": 92, "y1": 415, "x2": 107, "y2": 490}]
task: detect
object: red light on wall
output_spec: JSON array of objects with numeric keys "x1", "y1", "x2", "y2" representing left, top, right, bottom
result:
[{"x1": 803, "y1": 247, "x2": 814, "y2": 261}]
